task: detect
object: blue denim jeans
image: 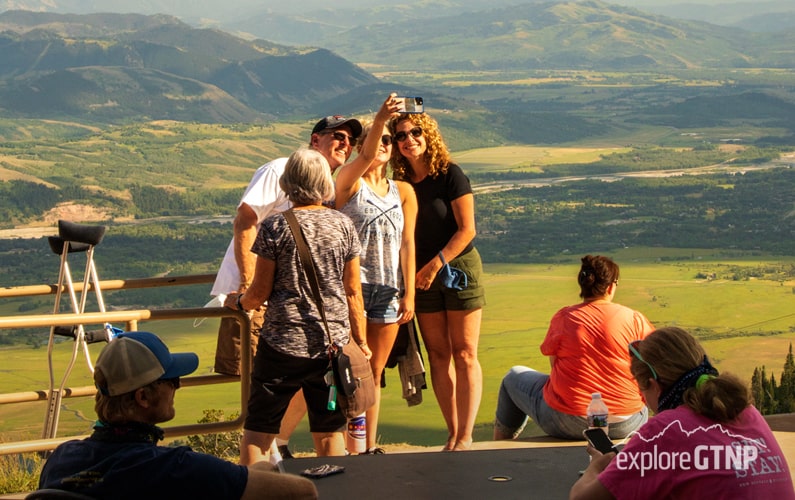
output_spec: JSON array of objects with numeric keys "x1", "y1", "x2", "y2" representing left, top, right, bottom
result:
[{"x1": 494, "y1": 366, "x2": 648, "y2": 440}]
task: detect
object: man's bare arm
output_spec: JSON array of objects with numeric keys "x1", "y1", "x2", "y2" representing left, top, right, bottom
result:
[
  {"x1": 234, "y1": 203, "x2": 259, "y2": 292},
  {"x1": 241, "y1": 462, "x2": 317, "y2": 500}
]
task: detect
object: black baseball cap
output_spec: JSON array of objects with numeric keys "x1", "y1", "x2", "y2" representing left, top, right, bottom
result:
[{"x1": 311, "y1": 115, "x2": 363, "y2": 138}]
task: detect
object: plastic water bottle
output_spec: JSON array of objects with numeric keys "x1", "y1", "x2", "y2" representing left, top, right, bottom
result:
[
  {"x1": 587, "y1": 392, "x2": 609, "y2": 435},
  {"x1": 347, "y1": 413, "x2": 366, "y2": 454}
]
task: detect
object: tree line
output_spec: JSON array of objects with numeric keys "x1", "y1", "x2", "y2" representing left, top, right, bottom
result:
[
  {"x1": 752, "y1": 344, "x2": 795, "y2": 415},
  {"x1": 475, "y1": 167, "x2": 795, "y2": 262}
]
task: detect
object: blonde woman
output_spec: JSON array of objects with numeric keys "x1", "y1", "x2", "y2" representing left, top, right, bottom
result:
[{"x1": 336, "y1": 95, "x2": 417, "y2": 453}]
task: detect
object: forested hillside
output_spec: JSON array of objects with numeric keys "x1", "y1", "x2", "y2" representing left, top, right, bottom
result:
[{"x1": 475, "y1": 168, "x2": 795, "y2": 261}]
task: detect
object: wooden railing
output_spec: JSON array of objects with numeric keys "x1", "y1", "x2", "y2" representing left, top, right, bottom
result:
[{"x1": 0, "y1": 274, "x2": 250, "y2": 456}]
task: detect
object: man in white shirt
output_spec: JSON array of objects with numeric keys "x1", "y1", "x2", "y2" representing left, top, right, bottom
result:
[{"x1": 211, "y1": 115, "x2": 362, "y2": 458}]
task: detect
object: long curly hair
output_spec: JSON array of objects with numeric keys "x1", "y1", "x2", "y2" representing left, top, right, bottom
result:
[{"x1": 388, "y1": 113, "x2": 452, "y2": 181}]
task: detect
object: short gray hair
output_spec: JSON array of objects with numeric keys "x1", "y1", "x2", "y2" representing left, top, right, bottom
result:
[{"x1": 279, "y1": 148, "x2": 334, "y2": 205}]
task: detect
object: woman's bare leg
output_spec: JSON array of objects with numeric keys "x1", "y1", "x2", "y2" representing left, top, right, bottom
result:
[
  {"x1": 312, "y1": 431, "x2": 345, "y2": 456},
  {"x1": 364, "y1": 322, "x2": 401, "y2": 451},
  {"x1": 448, "y1": 308, "x2": 483, "y2": 450},
  {"x1": 240, "y1": 429, "x2": 277, "y2": 465},
  {"x1": 416, "y1": 311, "x2": 457, "y2": 450}
]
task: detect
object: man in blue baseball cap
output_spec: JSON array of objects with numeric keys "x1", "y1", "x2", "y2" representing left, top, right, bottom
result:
[{"x1": 37, "y1": 331, "x2": 317, "y2": 499}]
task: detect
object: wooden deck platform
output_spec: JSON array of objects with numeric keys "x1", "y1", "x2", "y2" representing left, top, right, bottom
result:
[
  {"x1": 282, "y1": 439, "x2": 586, "y2": 500},
  {"x1": 281, "y1": 430, "x2": 795, "y2": 499},
  {"x1": 4, "y1": 426, "x2": 794, "y2": 499}
]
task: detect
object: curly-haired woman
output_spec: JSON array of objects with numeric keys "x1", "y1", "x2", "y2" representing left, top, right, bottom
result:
[{"x1": 389, "y1": 112, "x2": 486, "y2": 451}]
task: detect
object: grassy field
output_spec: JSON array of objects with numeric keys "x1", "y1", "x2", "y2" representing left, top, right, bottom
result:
[
  {"x1": 2, "y1": 252, "x2": 794, "y2": 454},
  {"x1": 454, "y1": 145, "x2": 632, "y2": 174}
]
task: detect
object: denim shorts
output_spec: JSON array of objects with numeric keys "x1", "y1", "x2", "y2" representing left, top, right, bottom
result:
[
  {"x1": 244, "y1": 342, "x2": 345, "y2": 434},
  {"x1": 415, "y1": 247, "x2": 486, "y2": 313},
  {"x1": 494, "y1": 366, "x2": 648, "y2": 440},
  {"x1": 362, "y1": 283, "x2": 400, "y2": 324}
]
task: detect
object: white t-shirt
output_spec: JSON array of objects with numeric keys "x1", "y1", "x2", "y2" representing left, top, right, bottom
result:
[{"x1": 210, "y1": 157, "x2": 290, "y2": 297}]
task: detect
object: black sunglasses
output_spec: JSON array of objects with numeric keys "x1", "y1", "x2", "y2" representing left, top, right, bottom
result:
[
  {"x1": 393, "y1": 127, "x2": 423, "y2": 143},
  {"x1": 324, "y1": 130, "x2": 357, "y2": 147},
  {"x1": 380, "y1": 134, "x2": 392, "y2": 146}
]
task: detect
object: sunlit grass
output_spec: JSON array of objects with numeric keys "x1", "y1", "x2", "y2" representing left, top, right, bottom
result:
[
  {"x1": 0, "y1": 452, "x2": 43, "y2": 494},
  {"x1": 3, "y1": 254, "x2": 794, "y2": 461}
]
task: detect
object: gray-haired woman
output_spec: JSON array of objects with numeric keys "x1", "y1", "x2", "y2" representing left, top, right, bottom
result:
[{"x1": 226, "y1": 148, "x2": 370, "y2": 463}]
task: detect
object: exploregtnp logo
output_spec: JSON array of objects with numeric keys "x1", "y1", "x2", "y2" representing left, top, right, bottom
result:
[{"x1": 614, "y1": 420, "x2": 787, "y2": 479}]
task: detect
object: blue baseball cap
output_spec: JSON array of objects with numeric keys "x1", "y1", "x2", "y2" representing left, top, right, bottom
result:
[{"x1": 95, "y1": 331, "x2": 199, "y2": 396}]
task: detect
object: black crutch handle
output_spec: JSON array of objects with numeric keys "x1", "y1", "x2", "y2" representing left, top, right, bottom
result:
[
  {"x1": 47, "y1": 236, "x2": 91, "y2": 255},
  {"x1": 52, "y1": 326, "x2": 110, "y2": 344},
  {"x1": 57, "y1": 220, "x2": 106, "y2": 246}
]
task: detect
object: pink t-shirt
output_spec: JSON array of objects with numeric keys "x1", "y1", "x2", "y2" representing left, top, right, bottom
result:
[
  {"x1": 599, "y1": 405, "x2": 795, "y2": 499},
  {"x1": 541, "y1": 300, "x2": 654, "y2": 416}
]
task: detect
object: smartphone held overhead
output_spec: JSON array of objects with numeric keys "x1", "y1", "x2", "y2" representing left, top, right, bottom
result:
[{"x1": 396, "y1": 96, "x2": 424, "y2": 113}]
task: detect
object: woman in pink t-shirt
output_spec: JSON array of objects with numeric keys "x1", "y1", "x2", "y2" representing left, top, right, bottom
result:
[
  {"x1": 494, "y1": 255, "x2": 653, "y2": 441},
  {"x1": 571, "y1": 327, "x2": 795, "y2": 499}
]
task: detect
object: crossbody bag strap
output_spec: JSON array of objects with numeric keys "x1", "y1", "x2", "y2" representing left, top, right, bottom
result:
[{"x1": 282, "y1": 209, "x2": 334, "y2": 347}]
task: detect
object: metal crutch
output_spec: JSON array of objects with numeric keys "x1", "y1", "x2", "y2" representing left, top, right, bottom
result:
[{"x1": 42, "y1": 220, "x2": 110, "y2": 440}]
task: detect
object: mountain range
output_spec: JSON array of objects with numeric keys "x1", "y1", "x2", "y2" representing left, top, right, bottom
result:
[
  {"x1": 0, "y1": 1, "x2": 793, "y2": 124},
  {"x1": 0, "y1": 11, "x2": 381, "y2": 122},
  {"x1": 2, "y1": 0, "x2": 793, "y2": 38},
  {"x1": 323, "y1": 1, "x2": 795, "y2": 72}
]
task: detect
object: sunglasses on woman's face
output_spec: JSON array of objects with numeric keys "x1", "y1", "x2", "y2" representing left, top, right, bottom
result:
[
  {"x1": 380, "y1": 134, "x2": 392, "y2": 146},
  {"x1": 628, "y1": 340, "x2": 658, "y2": 380},
  {"x1": 393, "y1": 126, "x2": 423, "y2": 143}
]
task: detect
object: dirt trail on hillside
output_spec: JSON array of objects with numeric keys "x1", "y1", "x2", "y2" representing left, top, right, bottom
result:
[{"x1": 0, "y1": 202, "x2": 113, "y2": 239}]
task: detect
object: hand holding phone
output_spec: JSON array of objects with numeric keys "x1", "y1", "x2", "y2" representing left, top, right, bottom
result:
[
  {"x1": 396, "y1": 96, "x2": 424, "y2": 114},
  {"x1": 583, "y1": 428, "x2": 619, "y2": 455}
]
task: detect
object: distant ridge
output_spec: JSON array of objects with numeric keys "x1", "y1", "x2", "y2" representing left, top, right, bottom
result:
[
  {"x1": 326, "y1": 0, "x2": 795, "y2": 71},
  {"x1": 0, "y1": 11, "x2": 379, "y2": 123}
]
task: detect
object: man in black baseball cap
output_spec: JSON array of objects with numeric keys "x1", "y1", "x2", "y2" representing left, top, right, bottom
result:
[
  {"x1": 309, "y1": 115, "x2": 363, "y2": 171},
  {"x1": 311, "y1": 115, "x2": 363, "y2": 137}
]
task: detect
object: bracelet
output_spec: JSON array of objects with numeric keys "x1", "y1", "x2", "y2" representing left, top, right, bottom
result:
[{"x1": 236, "y1": 294, "x2": 246, "y2": 311}]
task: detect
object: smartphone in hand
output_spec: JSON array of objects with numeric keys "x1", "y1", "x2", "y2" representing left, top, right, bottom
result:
[
  {"x1": 583, "y1": 428, "x2": 619, "y2": 455},
  {"x1": 396, "y1": 96, "x2": 424, "y2": 113}
]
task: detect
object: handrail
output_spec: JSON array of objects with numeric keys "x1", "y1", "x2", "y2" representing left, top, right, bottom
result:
[
  {"x1": 0, "y1": 275, "x2": 253, "y2": 456},
  {"x1": 0, "y1": 273, "x2": 217, "y2": 298}
]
